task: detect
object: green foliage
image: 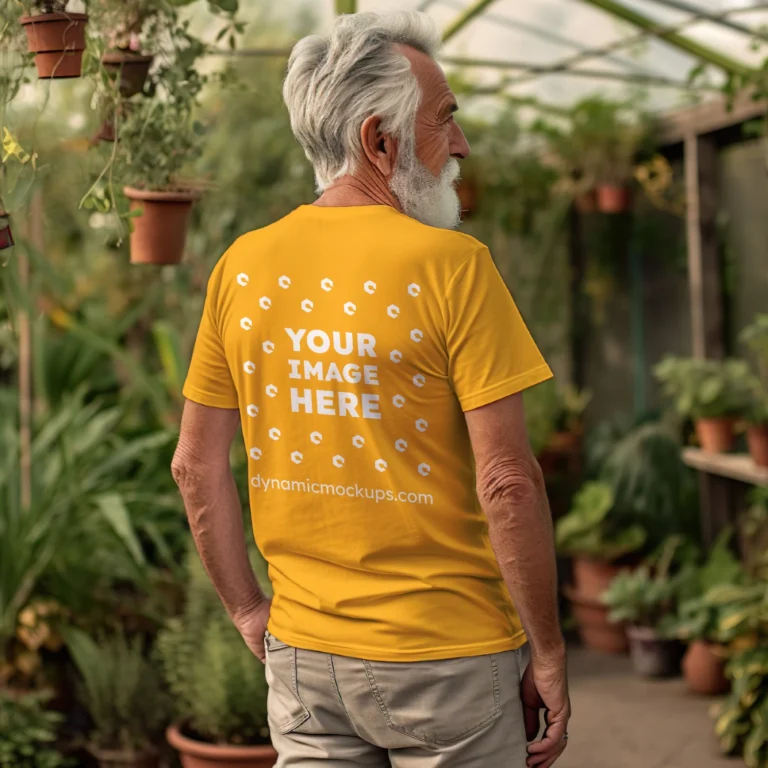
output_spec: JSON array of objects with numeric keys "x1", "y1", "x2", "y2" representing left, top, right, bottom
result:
[
  {"x1": 65, "y1": 628, "x2": 170, "y2": 754},
  {"x1": 655, "y1": 357, "x2": 756, "y2": 420},
  {"x1": 713, "y1": 646, "x2": 768, "y2": 768},
  {"x1": 602, "y1": 537, "x2": 692, "y2": 630},
  {"x1": 0, "y1": 690, "x2": 72, "y2": 768},
  {"x1": 555, "y1": 482, "x2": 646, "y2": 561},
  {"x1": 156, "y1": 547, "x2": 269, "y2": 746},
  {"x1": 523, "y1": 379, "x2": 590, "y2": 456},
  {"x1": 741, "y1": 313, "x2": 768, "y2": 380}
]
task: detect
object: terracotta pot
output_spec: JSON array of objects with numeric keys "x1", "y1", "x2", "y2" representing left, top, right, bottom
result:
[
  {"x1": 574, "y1": 189, "x2": 597, "y2": 214},
  {"x1": 90, "y1": 747, "x2": 158, "y2": 768},
  {"x1": 564, "y1": 586, "x2": 628, "y2": 654},
  {"x1": 626, "y1": 625, "x2": 683, "y2": 678},
  {"x1": 102, "y1": 52, "x2": 153, "y2": 98},
  {"x1": 0, "y1": 220, "x2": 13, "y2": 250},
  {"x1": 167, "y1": 724, "x2": 277, "y2": 768},
  {"x1": 695, "y1": 417, "x2": 736, "y2": 454},
  {"x1": 596, "y1": 184, "x2": 632, "y2": 214},
  {"x1": 746, "y1": 424, "x2": 768, "y2": 468},
  {"x1": 123, "y1": 187, "x2": 201, "y2": 265},
  {"x1": 20, "y1": 13, "x2": 88, "y2": 79},
  {"x1": 682, "y1": 640, "x2": 729, "y2": 696},
  {"x1": 571, "y1": 558, "x2": 623, "y2": 602}
]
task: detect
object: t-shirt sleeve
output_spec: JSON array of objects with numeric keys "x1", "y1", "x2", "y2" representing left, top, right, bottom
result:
[
  {"x1": 445, "y1": 246, "x2": 553, "y2": 412},
  {"x1": 182, "y1": 262, "x2": 239, "y2": 409}
]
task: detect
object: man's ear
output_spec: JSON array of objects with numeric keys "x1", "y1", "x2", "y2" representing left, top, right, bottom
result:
[{"x1": 360, "y1": 115, "x2": 397, "y2": 177}]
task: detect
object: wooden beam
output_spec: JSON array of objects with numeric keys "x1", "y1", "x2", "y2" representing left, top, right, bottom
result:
[
  {"x1": 442, "y1": 0, "x2": 498, "y2": 43},
  {"x1": 684, "y1": 132, "x2": 725, "y2": 360},
  {"x1": 659, "y1": 90, "x2": 765, "y2": 144}
]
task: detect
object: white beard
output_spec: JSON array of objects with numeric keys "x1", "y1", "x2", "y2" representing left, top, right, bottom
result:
[{"x1": 389, "y1": 141, "x2": 462, "y2": 230}]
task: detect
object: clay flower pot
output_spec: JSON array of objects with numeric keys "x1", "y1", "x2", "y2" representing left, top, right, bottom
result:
[
  {"x1": 564, "y1": 586, "x2": 628, "y2": 654},
  {"x1": 571, "y1": 558, "x2": 623, "y2": 602},
  {"x1": 682, "y1": 640, "x2": 729, "y2": 696},
  {"x1": 90, "y1": 747, "x2": 158, "y2": 768},
  {"x1": 596, "y1": 184, "x2": 632, "y2": 214},
  {"x1": 746, "y1": 424, "x2": 768, "y2": 468},
  {"x1": 626, "y1": 626, "x2": 683, "y2": 678},
  {"x1": 695, "y1": 417, "x2": 736, "y2": 454},
  {"x1": 167, "y1": 724, "x2": 277, "y2": 768},
  {"x1": 102, "y1": 52, "x2": 154, "y2": 98},
  {"x1": 20, "y1": 12, "x2": 88, "y2": 79},
  {"x1": 574, "y1": 189, "x2": 597, "y2": 214},
  {"x1": 123, "y1": 187, "x2": 201, "y2": 265}
]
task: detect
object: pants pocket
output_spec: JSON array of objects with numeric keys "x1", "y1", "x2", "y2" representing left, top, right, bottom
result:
[
  {"x1": 363, "y1": 654, "x2": 503, "y2": 746},
  {"x1": 265, "y1": 633, "x2": 310, "y2": 735}
]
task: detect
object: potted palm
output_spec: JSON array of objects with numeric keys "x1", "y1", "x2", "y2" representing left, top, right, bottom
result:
[
  {"x1": 740, "y1": 314, "x2": 768, "y2": 467},
  {"x1": 19, "y1": 0, "x2": 88, "y2": 79},
  {"x1": 65, "y1": 629, "x2": 169, "y2": 768},
  {"x1": 655, "y1": 357, "x2": 755, "y2": 453},
  {"x1": 671, "y1": 532, "x2": 744, "y2": 695},
  {"x1": 557, "y1": 482, "x2": 646, "y2": 653},
  {"x1": 157, "y1": 549, "x2": 276, "y2": 768},
  {"x1": 602, "y1": 537, "x2": 690, "y2": 678}
]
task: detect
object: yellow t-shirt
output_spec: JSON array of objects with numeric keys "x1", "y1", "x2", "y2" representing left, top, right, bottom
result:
[{"x1": 183, "y1": 204, "x2": 552, "y2": 661}]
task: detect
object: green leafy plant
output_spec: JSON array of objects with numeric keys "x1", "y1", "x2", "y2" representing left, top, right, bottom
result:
[
  {"x1": 655, "y1": 357, "x2": 756, "y2": 420},
  {"x1": 713, "y1": 645, "x2": 768, "y2": 768},
  {"x1": 156, "y1": 546, "x2": 270, "y2": 746},
  {"x1": 0, "y1": 690, "x2": 73, "y2": 768},
  {"x1": 65, "y1": 628, "x2": 169, "y2": 756},
  {"x1": 523, "y1": 380, "x2": 590, "y2": 457},
  {"x1": 555, "y1": 481, "x2": 646, "y2": 561},
  {"x1": 741, "y1": 313, "x2": 768, "y2": 382},
  {"x1": 602, "y1": 537, "x2": 692, "y2": 630}
]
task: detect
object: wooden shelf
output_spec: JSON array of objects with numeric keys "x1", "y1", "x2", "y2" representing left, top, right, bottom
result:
[{"x1": 682, "y1": 448, "x2": 768, "y2": 487}]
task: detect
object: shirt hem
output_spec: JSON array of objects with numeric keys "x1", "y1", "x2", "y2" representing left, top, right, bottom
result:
[
  {"x1": 266, "y1": 626, "x2": 528, "y2": 661},
  {"x1": 182, "y1": 384, "x2": 239, "y2": 410},
  {"x1": 459, "y1": 364, "x2": 554, "y2": 412}
]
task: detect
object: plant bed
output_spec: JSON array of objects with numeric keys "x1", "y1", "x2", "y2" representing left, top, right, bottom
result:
[
  {"x1": 123, "y1": 187, "x2": 201, "y2": 265},
  {"x1": 564, "y1": 586, "x2": 628, "y2": 654},
  {"x1": 626, "y1": 625, "x2": 683, "y2": 678},
  {"x1": 102, "y1": 52, "x2": 153, "y2": 98},
  {"x1": 20, "y1": 9, "x2": 88, "y2": 79},
  {"x1": 167, "y1": 724, "x2": 276, "y2": 768},
  {"x1": 682, "y1": 640, "x2": 729, "y2": 696}
]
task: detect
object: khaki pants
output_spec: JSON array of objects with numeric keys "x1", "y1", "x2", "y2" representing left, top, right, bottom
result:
[{"x1": 265, "y1": 632, "x2": 529, "y2": 767}]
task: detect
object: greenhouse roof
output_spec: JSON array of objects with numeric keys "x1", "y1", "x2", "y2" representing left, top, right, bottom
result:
[{"x1": 305, "y1": 0, "x2": 768, "y2": 113}]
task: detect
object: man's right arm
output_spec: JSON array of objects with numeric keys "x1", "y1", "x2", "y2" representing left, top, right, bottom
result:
[{"x1": 465, "y1": 392, "x2": 570, "y2": 768}]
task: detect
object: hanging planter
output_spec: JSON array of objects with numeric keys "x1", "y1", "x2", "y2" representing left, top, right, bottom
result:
[
  {"x1": 596, "y1": 183, "x2": 633, "y2": 214},
  {"x1": 124, "y1": 187, "x2": 201, "y2": 266},
  {"x1": 102, "y1": 52, "x2": 154, "y2": 98},
  {"x1": 0, "y1": 211, "x2": 14, "y2": 251},
  {"x1": 20, "y1": 8, "x2": 88, "y2": 79}
]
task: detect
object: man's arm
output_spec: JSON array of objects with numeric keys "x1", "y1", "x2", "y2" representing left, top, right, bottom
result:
[
  {"x1": 171, "y1": 399, "x2": 270, "y2": 662},
  {"x1": 465, "y1": 392, "x2": 569, "y2": 768}
]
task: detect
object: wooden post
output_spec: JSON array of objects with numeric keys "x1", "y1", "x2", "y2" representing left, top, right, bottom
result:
[{"x1": 684, "y1": 132, "x2": 725, "y2": 360}]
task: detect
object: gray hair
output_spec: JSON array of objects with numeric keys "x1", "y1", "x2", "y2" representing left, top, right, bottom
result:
[{"x1": 283, "y1": 11, "x2": 441, "y2": 190}]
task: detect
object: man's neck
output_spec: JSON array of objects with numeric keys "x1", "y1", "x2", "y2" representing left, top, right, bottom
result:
[{"x1": 314, "y1": 173, "x2": 402, "y2": 211}]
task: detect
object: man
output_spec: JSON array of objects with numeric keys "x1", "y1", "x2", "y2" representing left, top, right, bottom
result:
[{"x1": 173, "y1": 10, "x2": 570, "y2": 768}]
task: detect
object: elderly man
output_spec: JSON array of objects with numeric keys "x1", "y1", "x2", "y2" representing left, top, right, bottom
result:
[{"x1": 174, "y1": 10, "x2": 569, "y2": 768}]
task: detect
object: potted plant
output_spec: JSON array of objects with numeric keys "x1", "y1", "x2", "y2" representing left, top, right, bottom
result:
[
  {"x1": 556, "y1": 482, "x2": 646, "y2": 653},
  {"x1": 0, "y1": 690, "x2": 74, "y2": 768},
  {"x1": 602, "y1": 537, "x2": 690, "y2": 677},
  {"x1": 157, "y1": 549, "x2": 276, "y2": 767},
  {"x1": 740, "y1": 314, "x2": 768, "y2": 467},
  {"x1": 19, "y1": 1, "x2": 88, "y2": 79},
  {"x1": 671, "y1": 532, "x2": 744, "y2": 695},
  {"x1": 65, "y1": 629, "x2": 169, "y2": 768},
  {"x1": 655, "y1": 357, "x2": 755, "y2": 453}
]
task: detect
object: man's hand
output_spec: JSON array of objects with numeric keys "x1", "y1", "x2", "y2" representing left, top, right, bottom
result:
[
  {"x1": 522, "y1": 655, "x2": 571, "y2": 768},
  {"x1": 233, "y1": 599, "x2": 272, "y2": 664}
]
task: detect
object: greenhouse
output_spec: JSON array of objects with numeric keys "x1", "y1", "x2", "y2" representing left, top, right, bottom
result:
[{"x1": 1, "y1": 1, "x2": 768, "y2": 767}]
